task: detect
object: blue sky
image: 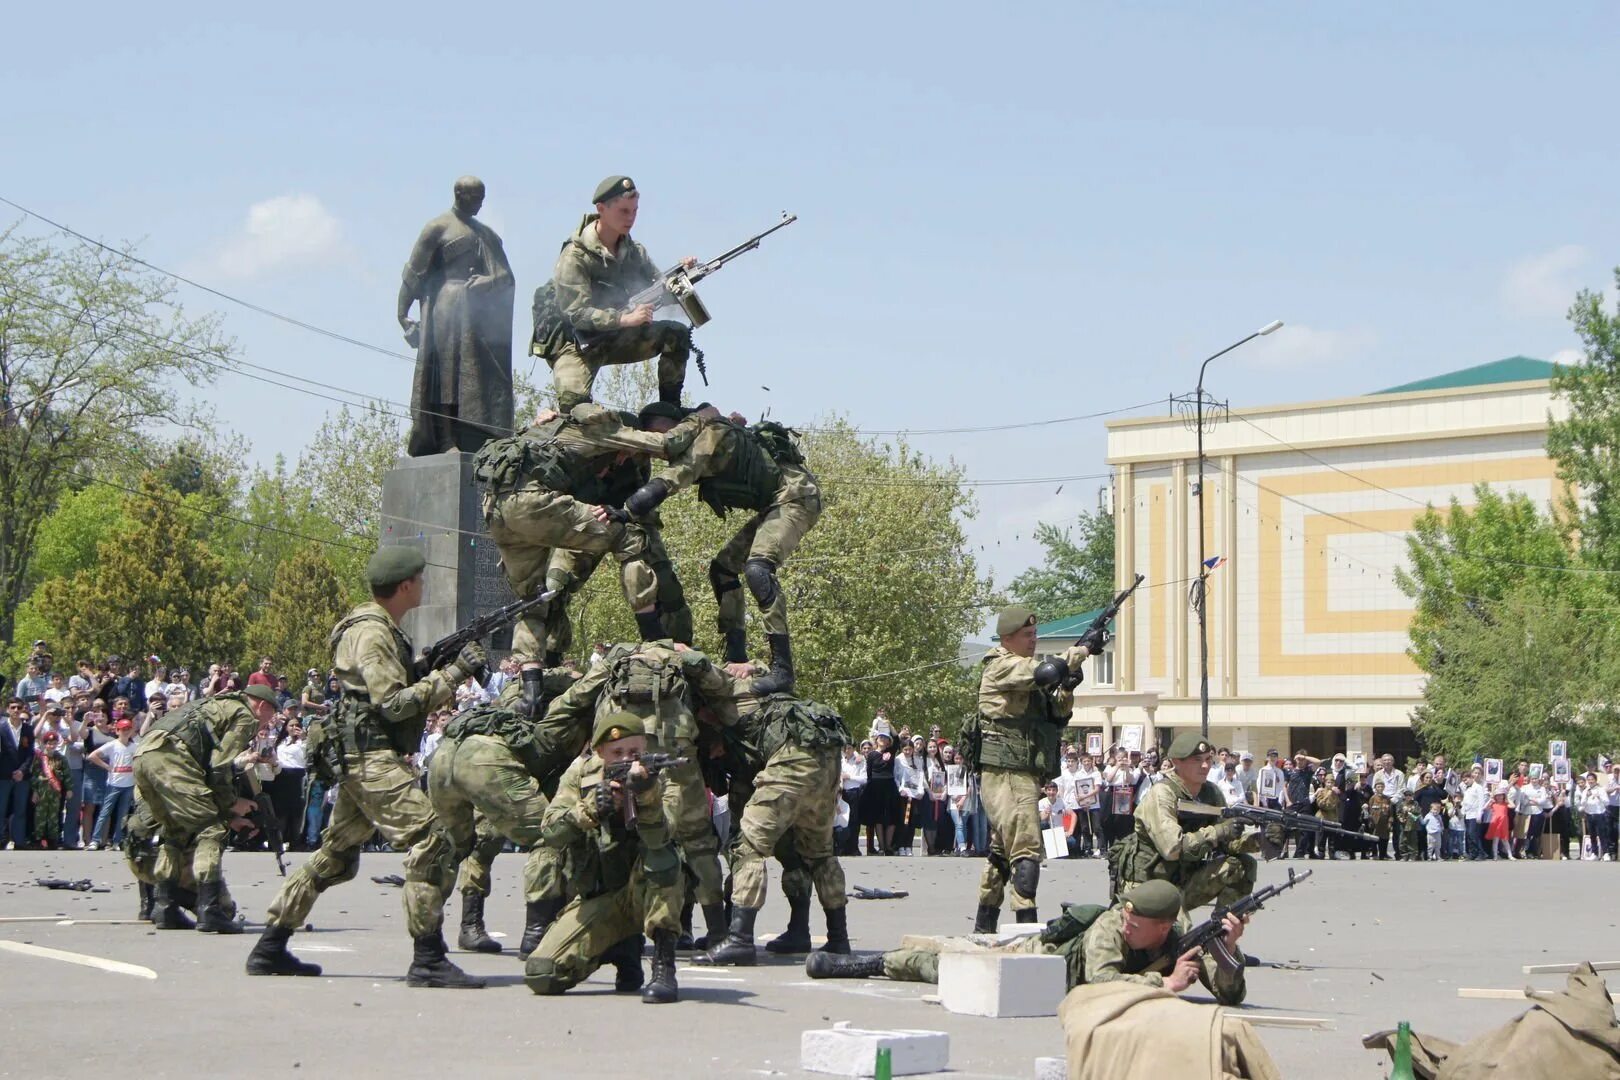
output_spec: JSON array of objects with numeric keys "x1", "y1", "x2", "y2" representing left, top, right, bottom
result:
[{"x1": 5, "y1": 2, "x2": 1617, "y2": 591}]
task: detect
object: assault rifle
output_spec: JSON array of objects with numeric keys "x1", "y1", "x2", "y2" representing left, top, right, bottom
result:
[
  {"x1": 236, "y1": 769, "x2": 286, "y2": 876},
  {"x1": 1176, "y1": 800, "x2": 1379, "y2": 860},
  {"x1": 1181, "y1": 868, "x2": 1311, "y2": 970},
  {"x1": 415, "y1": 588, "x2": 559, "y2": 680},
  {"x1": 1034, "y1": 573, "x2": 1146, "y2": 690},
  {"x1": 593, "y1": 752, "x2": 689, "y2": 826}
]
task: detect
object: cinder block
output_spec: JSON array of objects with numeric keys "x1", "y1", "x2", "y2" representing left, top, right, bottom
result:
[
  {"x1": 997, "y1": 923, "x2": 1045, "y2": 941},
  {"x1": 938, "y1": 952, "x2": 1067, "y2": 1018},
  {"x1": 1034, "y1": 1056, "x2": 1067, "y2": 1080},
  {"x1": 800, "y1": 1023, "x2": 951, "y2": 1077}
]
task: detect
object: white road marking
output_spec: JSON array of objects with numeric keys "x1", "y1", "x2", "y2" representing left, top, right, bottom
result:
[
  {"x1": 285, "y1": 944, "x2": 354, "y2": 953},
  {"x1": 0, "y1": 940, "x2": 157, "y2": 980},
  {"x1": 681, "y1": 972, "x2": 747, "y2": 982}
]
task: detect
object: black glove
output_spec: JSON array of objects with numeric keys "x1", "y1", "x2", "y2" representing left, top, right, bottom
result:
[
  {"x1": 1079, "y1": 627, "x2": 1109, "y2": 655},
  {"x1": 626, "y1": 762, "x2": 656, "y2": 794},
  {"x1": 625, "y1": 478, "x2": 671, "y2": 518},
  {"x1": 599, "y1": 506, "x2": 631, "y2": 524},
  {"x1": 445, "y1": 642, "x2": 487, "y2": 684}
]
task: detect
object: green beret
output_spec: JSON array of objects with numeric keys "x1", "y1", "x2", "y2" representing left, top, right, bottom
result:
[
  {"x1": 592, "y1": 175, "x2": 637, "y2": 204},
  {"x1": 995, "y1": 605, "x2": 1037, "y2": 640},
  {"x1": 240, "y1": 684, "x2": 278, "y2": 707},
  {"x1": 638, "y1": 401, "x2": 691, "y2": 427},
  {"x1": 367, "y1": 547, "x2": 426, "y2": 589},
  {"x1": 1167, "y1": 732, "x2": 1214, "y2": 760},
  {"x1": 592, "y1": 710, "x2": 646, "y2": 747},
  {"x1": 1121, "y1": 880, "x2": 1182, "y2": 920}
]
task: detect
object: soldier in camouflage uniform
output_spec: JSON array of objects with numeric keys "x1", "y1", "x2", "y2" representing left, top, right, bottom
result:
[
  {"x1": 245, "y1": 548, "x2": 487, "y2": 989},
  {"x1": 533, "y1": 175, "x2": 695, "y2": 411},
  {"x1": 963, "y1": 606, "x2": 1095, "y2": 932},
  {"x1": 612, "y1": 407, "x2": 822, "y2": 694},
  {"x1": 124, "y1": 798, "x2": 206, "y2": 922},
  {"x1": 807, "y1": 880, "x2": 1246, "y2": 1006},
  {"x1": 534, "y1": 639, "x2": 739, "y2": 952},
  {"x1": 428, "y1": 667, "x2": 580, "y2": 957},
  {"x1": 705, "y1": 687, "x2": 851, "y2": 965},
  {"x1": 1110, "y1": 732, "x2": 1259, "y2": 916},
  {"x1": 1365, "y1": 781, "x2": 1394, "y2": 860},
  {"x1": 525, "y1": 711, "x2": 684, "y2": 1004},
  {"x1": 473, "y1": 401, "x2": 706, "y2": 717},
  {"x1": 131, "y1": 684, "x2": 278, "y2": 932}
]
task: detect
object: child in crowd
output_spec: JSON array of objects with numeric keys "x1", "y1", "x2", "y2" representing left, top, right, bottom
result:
[
  {"x1": 1423, "y1": 800, "x2": 1445, "y2": 862},
  {"x1": 1485, "y1": 786, "x2": 1515, "y2": 860},
  {"x1": 1445, "y1": 799, "x2": 1466, "y2": 860}
]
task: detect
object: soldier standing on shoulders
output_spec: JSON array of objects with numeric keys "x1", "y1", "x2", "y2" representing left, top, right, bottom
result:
[
  {"x1": 245, "y1": 548, "x2": 487, "y2": 989},
  {"x1": 963, "y1": 606, "x2": 1098, "y2": 932}
]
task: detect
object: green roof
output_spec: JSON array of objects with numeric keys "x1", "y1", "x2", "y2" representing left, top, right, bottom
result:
[
  {"x1": 1035, "y1": 607, "x2": 1106, "y2": 640},
  {"x1": 1375, "y1": 356, "x2": 1556, "y2": 395}
]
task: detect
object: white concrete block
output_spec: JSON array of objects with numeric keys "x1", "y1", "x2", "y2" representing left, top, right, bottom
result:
[
  {"x1": 938, "y1": 951, "x2": 1067, "y2": 1018},
  {"x1": 1034, "y1": 1056, "x2": 1067, "y2": 1080},
  {"x1": 996, "y1": 922, "x2": 1046, "y2": 940},
  {"x1": 800, "y1": 1023, "x2": 951, "y2": 1077}
]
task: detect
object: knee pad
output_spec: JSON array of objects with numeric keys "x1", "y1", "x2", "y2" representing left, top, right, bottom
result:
[
  {"x1": 313, "y1": 847, "x2": 362, "y2": 891},
  {"x1": 1011, "y1": 858, "x2": 1040, "y2": 900},
  {"x1": 743, "y1": 557, "x2": 779, "y2": 610},
  {"x1": 524, "y1": 960, "x2": 567, "y2": 996},
  {"x1": 708, "y1": 560, "x2": 741, "y2": 597}
]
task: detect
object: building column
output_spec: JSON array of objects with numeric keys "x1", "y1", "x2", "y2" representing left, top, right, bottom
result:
[
  {"x1": 1144, "y1": 704, "x2": 1158, "y2": 754},
  {"x1": 1116, "y1": 464, "x2": 1135, "y2": 693},
  {"x1": 1228, "y1": 725, "x2": 1252, "y2": 759},
  {"x1": 1101, "y1": 706, "x2": 1116, "y2": 754}
]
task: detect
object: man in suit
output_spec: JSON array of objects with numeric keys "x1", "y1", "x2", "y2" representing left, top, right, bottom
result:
[{"x1": 1, "y1": 697, "x2": 37, "y2": 848}]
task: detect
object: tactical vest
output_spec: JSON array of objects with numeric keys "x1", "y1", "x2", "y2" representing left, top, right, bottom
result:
[
  {"x1": 147, "y1": 696, "x2": 228, "y2": 772},
  {"x1": 975, "y1": 663, "x2": 1065, "y2": 777},
  {"x1": 603, "y1": 647, "x2": 694, "y2": 747},
  {"x1": 305, "y1": 610, "x2": 418, "y2": 781},
  {"x1": 472, "y1": 418, "x2": 600, "y2": 497},
  {"x1": 755, "y1": 694, "x2": 851, "y2": 764},
  {"x1": 697, "y1": 424, "x2": 784, "y2": 516},
  {"x1": 443, "y1": 705, "x2": 549, "y2": 780}
]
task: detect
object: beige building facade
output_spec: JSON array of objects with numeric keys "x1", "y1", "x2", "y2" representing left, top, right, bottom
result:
[{"x1": 1094, "y1": 357, "x2": 1564, "y2": 760}]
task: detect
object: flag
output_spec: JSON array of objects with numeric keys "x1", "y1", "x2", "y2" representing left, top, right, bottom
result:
[{"x1": 1202, "y1": 555, "x2": 1226, "y2": 571}]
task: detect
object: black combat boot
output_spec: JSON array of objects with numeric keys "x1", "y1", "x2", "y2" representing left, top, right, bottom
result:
[
  {"x1": 635, "y1": 610, "x2": 666, "y2": 641},
  {"x1": 518, "y1": 667, "x2": 546, "y2": 720},
  {"x1": 722, "y1": 628, "x2": 749, "y2": 665},
  {"x1": 697, "y1": 901, "x2": 728, "y2": 951},
  {"x1": 245, "y1": 926, "x2": 323, "y2": 977},
  {"x1": 405, "y1": 932, "x2": 487, "y2": 989},
  {"x1": 677, "y1": 898, "x2": 697, "y2": 950},
  {"x1": 457, "y1": 891, "x2": 502, "y2": 954},
  {"x1": 642, "y1": 929, "x2": 679, "y2": 1004},
  {"x1": 518, "y1": 896, "x2": 563, "y2": 960},
  {"x1": 972, "y1": 903, "x2": 1000, "y2": 934},
  {"x1": 750, "y1": 633, "x2": 795, "y2": 695},
  {"x1": 175, "y1": 886, "x2": 201, "y2": 918},
  {"x1": 608, "y1": 934, "x2": 645, "y2": 992},
  {"x1": 195, "y1": 879, "x2": 243, "y2": 934},
  {"x1": 1015, "y1": 907, "x2": 1039, "y2": 924},
  {"x1": 705, "y1": 906, "x2": 759, "y2": 966},
  {"x1": 151, "y1": 881, "x2": 196, "y2": 931},
  {"x1": 764, "y1": 892, "x2": 813, "y2": 955},
  {"x1": 137, "y1": 882, "x2": 154, "y2": 922},
  {"x1": 658, "y1": 382, "x2": 682, "y2": 405},
  {"x1": 818, "y1": 905, "x2": 851, "y2": 955},
  {"x1": 806, "y1": 951, "x2": 886, "y2": 979}
]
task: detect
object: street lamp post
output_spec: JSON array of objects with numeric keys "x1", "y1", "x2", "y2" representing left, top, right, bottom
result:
[{"x1": 1188, "y1": 321, "x2": 1282, "y2": 738}]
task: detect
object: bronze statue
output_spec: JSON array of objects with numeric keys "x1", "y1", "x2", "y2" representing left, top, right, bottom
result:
[{"x1": 398, "y1": 176, "x2": 515, "y2": 456}]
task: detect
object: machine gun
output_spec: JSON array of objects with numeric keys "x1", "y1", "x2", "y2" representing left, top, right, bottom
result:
[
  {"x1": 593, "y1": 752, "x2": 689, "y2": 826},
  {"x1": 415, "y1": 588, "x2": 559, "y2": 680},
  {"x1": 235, "y1": 768, "x2": 286, "y2": 876},
  {"x1": 1180, "y1": 868, "x2": 1312, "y2": 970},
  {"x1": 1176, "y1": 800, "x2": 1379, "y2": 860},
  {"x1": 1034, "y1": 573, "x2": 1145, "y2": 690}
]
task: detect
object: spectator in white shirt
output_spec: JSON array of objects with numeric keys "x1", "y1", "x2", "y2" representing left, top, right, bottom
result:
[
  {"x1": 86, "y1": 719, "x2": 137, "y2": 848},
  {"x1": 1063, "y1": 751, "x2": 1104, "y2": 857},
  {"x1": 1257, "y1": 750, "x2": 1288, "y2": 810},
  {"x1": 1101, "y1": 749, "x2": 1139, "y2": 850},
  {"x1": 1230, "y1": 752, "x2": 1257, "y2": 805},
  {"x1": 1460, "y1": 769, "x2": 1489, "y2": 861},
  {"x1": 838, "y1": 744, "x2": 867, "y2": 855},
  {"x1": 1579, "y1": 773, "x2": 1612, "y2": 860},
  {"x1": 1517, "y1": 776, "x2": 1551, "y2": 856}
]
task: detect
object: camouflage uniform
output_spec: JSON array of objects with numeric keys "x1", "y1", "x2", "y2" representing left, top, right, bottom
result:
[
  {"x1": 29, "y1": 748, "x2": 68, "y2": 847},
  {"x1": 1365, "y1": 791, "x2": 1393, "y2": 860},
  {"x1": 967, "y1": 645, "x2": 1075, "y2": 923},
  {"x1": 539, "y1": 642, "x2": 738, "y2": 931},
  {"x1": 132, "y1": 692, "x2": 262, "y2": 926},
  {"x1": 643, "y1": 417, "x2": 821, "y2": 654},
  {"x1": 123, "y1": 800, "x2": 212, "y2": 920},
  {"x1": 524, "y1": 752, "x2": 678, "y2": 994},
  {"x1": 264, "y1": 602, "x2": 461, "y2": 942},
  {"x1": 1112, "y1": 773, "x2": 1257, "y2": 914},
  {"x1": 539, "y1": 214, "x2": 692, "y2": 411},
  {"x1": 474, "y1": 405, "x2": 699, "y2": 660}
]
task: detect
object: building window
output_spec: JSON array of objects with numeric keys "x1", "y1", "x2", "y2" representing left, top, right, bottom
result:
[{"x1": 1092, "y1": 648, "x2": 1114, "y2": 687}]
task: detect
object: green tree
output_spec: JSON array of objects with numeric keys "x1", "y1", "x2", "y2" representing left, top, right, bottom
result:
[
  {"x1": 1006, "y1": 511, "x2": 1116, "y2": 620},
  {"x1": 1546, "y1": 267, "x2": 1620, "y2": 568},
  {"x1": 292, "y1": 401, "x2": 405, "y2": 601},
  {"x1": 568, "y1": 417, "x2": 992, "y2": 731},
  {"x1": 28, "y1": 474, "x2": 248, "y2": 673},
  {"x1": 0, "y1": 229, "x2": 232, "y2": 644},
  {"x1": 245, "y1": 542, "x2": 349, "y2": 676}
]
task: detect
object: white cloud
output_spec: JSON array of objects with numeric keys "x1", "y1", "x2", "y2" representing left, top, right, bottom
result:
[
  {"x1": 1242, "y1": 324, "x2": 1376, "y2": 370},
  {"x1": 1501, "y1": 244, "x2": 1589, "y2": 319},
  {"x1": 207, "y1": 194, "x2": 346, "y2": 279},
  {"x1": 1550, "y1": 347, "x2": 1584, "y2": 366}
]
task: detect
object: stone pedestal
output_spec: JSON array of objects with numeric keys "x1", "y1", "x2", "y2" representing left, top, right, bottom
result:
[{"x1": 378, "y1": 451, "x2": 516, "y2": 653}]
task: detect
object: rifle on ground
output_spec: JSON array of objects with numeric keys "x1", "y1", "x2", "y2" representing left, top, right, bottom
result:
[
  {"x1": 593, "y1": 752, "x2": 688, "y2": 826},
  {"x1": 236, "y1": 769, "x2": 287, "y2": 876},
  {"x1": 1181, "y1": 868, "x2": 1312, "y2": 971},
  {"x1": 415, "y1": 588, "x2": 559, "y2": 680},
  {"x1": 35, "y1": 878, "x2": 96, "y2": 891},
  {"x1": 1177, "y1": 800, "x2": 1379, "y2": 860}
]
